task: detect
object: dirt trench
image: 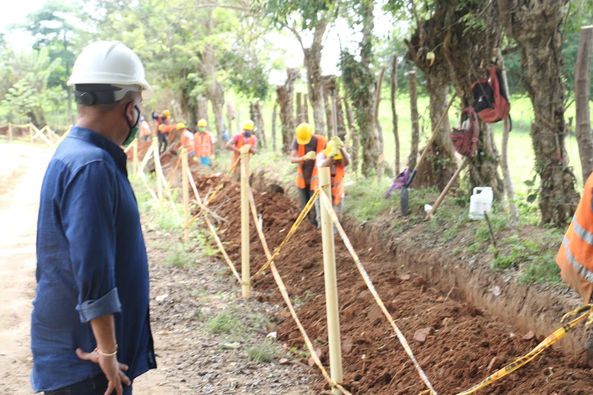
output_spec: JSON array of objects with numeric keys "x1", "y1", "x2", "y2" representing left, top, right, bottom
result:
[{"x1": 190, "y1": 171, "x2": 593, "y2": 395}]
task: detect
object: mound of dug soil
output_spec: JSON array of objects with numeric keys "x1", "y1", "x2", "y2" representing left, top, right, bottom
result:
[{"x1": 194, "y1": 174, "x2": 593, "y2": 394}]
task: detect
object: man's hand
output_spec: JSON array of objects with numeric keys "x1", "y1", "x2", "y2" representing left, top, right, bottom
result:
[
  {"x1": 303, "y1": 151, "x2": 317, "y2": 161},
  {"x1": 240, "y1": 144, "x2": 252, "y2": 154},
  {"x1": 76, "y1": 348, "x2": 130, "y2": 395}
]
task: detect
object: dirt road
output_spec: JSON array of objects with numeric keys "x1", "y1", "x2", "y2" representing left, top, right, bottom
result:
[
  {"x1": 0, "y1": 142, "x2": 51, "y2": 394},
  {"x1": 0, "y1": 141, "x2": 313, "y2": 394}
]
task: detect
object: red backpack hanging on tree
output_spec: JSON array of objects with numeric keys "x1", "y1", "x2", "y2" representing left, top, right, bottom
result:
[
  {"x1": 471, "y1": 66, "x2": 511, "y2": 126},
  {"x1": 450, "y1": 107, "x2": 480, "y2": 157}
]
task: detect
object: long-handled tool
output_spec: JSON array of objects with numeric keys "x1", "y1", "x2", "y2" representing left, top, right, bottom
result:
[{"x1": 400, "y1": 93, "x2": 457, "y2": 215}]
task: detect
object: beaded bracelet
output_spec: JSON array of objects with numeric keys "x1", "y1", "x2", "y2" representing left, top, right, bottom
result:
[{"x1": 95, "y1": 345, "x2": 118, "y2": 357}]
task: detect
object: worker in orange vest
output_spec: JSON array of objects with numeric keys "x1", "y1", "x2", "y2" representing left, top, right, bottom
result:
[
  {"x1": 226, "y1": 120, "x2": 257, "y2": 172},
  {"x1": 155, "y1": 109, "x2": 171, "y2": 153},
  {"x1": 316, "y1": 137, "x2": 350, "y2": 219},
  {"x1": 177, "y1": 122, "x2": 195, "y2": 158},
  {"x1": 556, "y1": 173, "x2": 593, "y2": 366},
  {"x1": 194, "y1": 118, "x2": 215, "y2": 166},
  {"x1": 289, "y1": 122, "x2": 326, "y2": 226}
]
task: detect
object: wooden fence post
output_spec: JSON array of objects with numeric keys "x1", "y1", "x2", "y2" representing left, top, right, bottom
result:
[
  {"x1": 240, "y1": 146, "x2": 251, "y2": 299},
  {"x1": 318, "y1": 166, "x2": 343, "y2": 394},
  {"x1": 151, "y1": 138, "x2": 163, "y2": 201},
  {"x1": 133, "y1": 139, "x2": 139, "y2": 175},
  {"x1": 181, "y1": 148, "x2": 190, "y2": 244}
]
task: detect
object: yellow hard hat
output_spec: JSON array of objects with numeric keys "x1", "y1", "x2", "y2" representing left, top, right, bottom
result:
[
  {"x1": 325, "y1": 140, "x2": 343, "y2": 160},
  {"x1": 295, "y1": 122, "x2": 313, "y2": 145},
  {"x1": 176, "y1": 122, "x2": 185, "y2": 131},
  {"x1": 197, "y1": 118, "x2": 207, "y2": 128},
  {"x1": 158, "y1": 124, "x2": 165, "y2": 132},
  {"x1": 163, "y1": 110, "x2": 171, "y2": 117},
  {"x1": 243, "y1": 120, "x2": 255, "y2": 131}
]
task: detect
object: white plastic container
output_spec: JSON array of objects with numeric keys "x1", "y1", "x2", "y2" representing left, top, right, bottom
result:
[{"x1": 469, "y1": 187, "x2": 493, "y2": 220}]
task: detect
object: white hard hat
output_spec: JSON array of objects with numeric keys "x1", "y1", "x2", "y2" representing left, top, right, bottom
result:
[{"x1": 68, "y1": 41, "x2": 150, "y2": 92}]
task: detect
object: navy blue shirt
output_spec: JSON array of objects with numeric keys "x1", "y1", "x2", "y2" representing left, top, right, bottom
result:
[{"x1": 31, "y1": 127, "x2": 156, "y2": 392}]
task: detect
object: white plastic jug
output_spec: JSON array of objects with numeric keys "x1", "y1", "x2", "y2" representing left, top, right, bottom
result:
[{"x1": 469, "y1": 187, "x2": 493, "y2": 220}]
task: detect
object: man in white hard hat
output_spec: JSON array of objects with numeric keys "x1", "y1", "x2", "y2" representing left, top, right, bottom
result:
[{"x1": 31, "y1": 41, "x2": 156, "y2": 395}]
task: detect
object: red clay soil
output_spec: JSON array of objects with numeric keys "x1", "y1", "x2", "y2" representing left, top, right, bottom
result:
[{"x1": 192, "y1": 173, "x2": 593, "y2": 394}]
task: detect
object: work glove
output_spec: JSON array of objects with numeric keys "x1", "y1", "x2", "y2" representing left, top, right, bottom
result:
[
  {"x1": 303, "y1": 151, "x2": 317, "y2": 161},
  {"x1": 327, "y1": 147, "x2": 339, "y2": 158},
  {"x1": 331, "y1": 136, "x2": 344, "y2": 150}
]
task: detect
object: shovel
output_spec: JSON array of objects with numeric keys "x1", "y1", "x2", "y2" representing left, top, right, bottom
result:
[
  {"x1": 400, "y1": 169, "x2": 416, "y2": 216},
  {"x1": 399, "y1": 93, "x2": 457, "y2": 216}
]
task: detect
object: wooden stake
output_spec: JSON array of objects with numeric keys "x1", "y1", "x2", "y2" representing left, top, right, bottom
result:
[
  {"x1": 240, "y1": 148, "x2": 251, "y2": 299},
  {"x1": 318, "y1": 166, "x2": 343, "y2": 393},
  {"x1": 426, "y1": 157, "x2": 469, "y2": 219},
  {"x1": 152, "y1": 138, "x2": 163, "y2": 201},
  {"x1": 181, "y1": 148, "x2": 190, "y2": 244}
]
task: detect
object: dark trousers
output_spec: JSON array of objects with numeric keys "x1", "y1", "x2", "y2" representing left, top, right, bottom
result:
[
  {"x1": 45, "y1": 374, "x2": 132, "y2": 395},
  {"x1": 297, "y1": 187, "x2": 318, "y2": 226},
  {"x1": 157, "y1": 132, "x2": 168, "y2": 154}
]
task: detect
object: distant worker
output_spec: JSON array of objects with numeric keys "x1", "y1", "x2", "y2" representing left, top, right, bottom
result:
[
  {"x1": 154, "y1": 109, "x2": 171, "y2": 153},
  {"x1": 32, "y1": 40, "x2": 155, "y2": 395},
  {"x1": 226, "y1": 120, "x2": 257, "y2": 171},
  {"x1": 139, "y1": 115, "x2": 152, "y2": 141},
  {"x1": 194, "y1": 118, "x2": 215, "y2": 166},
  {"x1": 289, "y1": 122, "x2": 326, "y2": 226},
  {"x1": 316, "y1": 136, "x2": 350, "y2": 219},
  {"x1": 556, "y1": 173, "x2": 593, "y2": 367},
  {"x1": 178, "y1": 122, "x2": 195, "y2": 158}
]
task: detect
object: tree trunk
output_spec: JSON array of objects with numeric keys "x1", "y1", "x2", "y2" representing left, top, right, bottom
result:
[
  {"x1": 322, "y1": 76, "x2": 337, "y2": 136},
  {"x1": 296, "y1": 92, "x2": 303, "y2": 123},
  {"x1": 303, "y1": 94, "x2": 310, "y2": 122},
  {"x1": 496, "y1": 49, "x2": 519, "y2": 226},
  {"x1": 343, "y1": 96, "x2": 359, "y2": 174},
  {"x1": 498, "y1": 0, "x2": 579, "y2": 225},
  {"x1": 575, "y1": 25, "x2": 593, "y2": 181},
  {"x1": 374, "y1": 65, "x2": 386, "y2": 177},
  {"x1": 413, "y1": 79, "x2": 457, "y2": 190},
  {"x1": 202, "y1": 13, "x2": 225, "y2": 147},
  {"x1": 391, "y1": 55, "x2": 400, "y2": 175},
  {"x1": 340, "y1": 0, "x2": 382, "y2": 177},
  {"x1": 407, "y1": 70, "x2": 420, "y2": 169},
  {"x1": 303, "y1": 20, "x2": 328, "y2": 134},
  {"x1": 250, "y1": 101, "x2": 266, "y2": 149},
  {"x1": 226, "y1": 101, "x2": 235, "y2": 135},
  {"x1": 335, "y1": 89, "x2": 347, "y2": 141},
  {"x1": 272, "y1": 103, "x2": 277, "y2": 151},
  {"x1": 276, "y1": 68, "x2": 299, "y2": 153},
  {"x1": 196, "y1": 96, "x2": 209, "y2": 125}
]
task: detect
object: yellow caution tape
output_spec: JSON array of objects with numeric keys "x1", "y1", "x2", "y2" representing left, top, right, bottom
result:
[
  {"x1": 251, "y1": 188, "x2": 320, "y2": 279},
  {"x1": 248, "y1": 187, "x2": 351, "y2": 394},
  {"x1": 456, "y1": 304, "x2": 593, "y2": 395},
  {"x1": 319, "y1": 192, "x2": 437, "y2": 395}
]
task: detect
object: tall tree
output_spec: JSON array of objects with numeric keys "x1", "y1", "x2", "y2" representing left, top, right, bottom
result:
[
  {"x1": 25, "y1": 1, "x2": 83, "y2": 124},
  {"x1": 340, "y1": 0, "x2": 383, "y2": 177},
  {"x1": 575, "y1": 26, "x2": 593, "y2": 180},
  {"x1": 439, "y1": 0, "x2": 504, "y2": 196},
  {"x1": 258, "y1": 0, "x2": 337, "y2": 134},
  {"x1": 498, "y1": 0, "x2": 579, "y2": 225},
  {"x1": 405, "y1": 2, "x2": 458, "y2": 190}
]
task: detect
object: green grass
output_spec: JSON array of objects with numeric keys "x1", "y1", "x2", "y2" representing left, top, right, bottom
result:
[
  {"x1": 246, "y1": 341, "x2": 277, "y2": 363},
  {"x1": 165, "y1": 242, "x2": 196, "y2": 268},
  {"x1": 207, "y1": 310, "x2": 241, "y2": 335}
]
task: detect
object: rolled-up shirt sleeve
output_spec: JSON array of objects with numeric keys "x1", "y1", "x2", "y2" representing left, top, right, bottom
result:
[{"x1": 61, "y1": 160, "x2": 122, "y2": 323}]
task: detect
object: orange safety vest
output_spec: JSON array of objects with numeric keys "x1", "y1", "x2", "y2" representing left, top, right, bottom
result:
[
  {"x1": 180, "y1": 129, "x2": 194, "y2": 153},
  {"x1": 296, "y1": 135, "x2": 326, "y2": 190},
  {"x1": 556, "y1": 173, "x2": 593, "y2": 299},
  {"x1": 330, "y1": 161, "x2": 346, "y2": 206},
  {"x1": 194, "y1": 131, "x2": 213, "y2": 157},
  {"x1": 231, "y1": 134, "x2": 257, "y2": 165},
  {"x1": 161, "y1": 124, "x2": 176, "y2": 135}
]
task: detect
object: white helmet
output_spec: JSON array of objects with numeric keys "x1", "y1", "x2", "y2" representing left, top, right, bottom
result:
[{"x1": 68, "y1": 41, "x2": 150, "y2": 95}]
